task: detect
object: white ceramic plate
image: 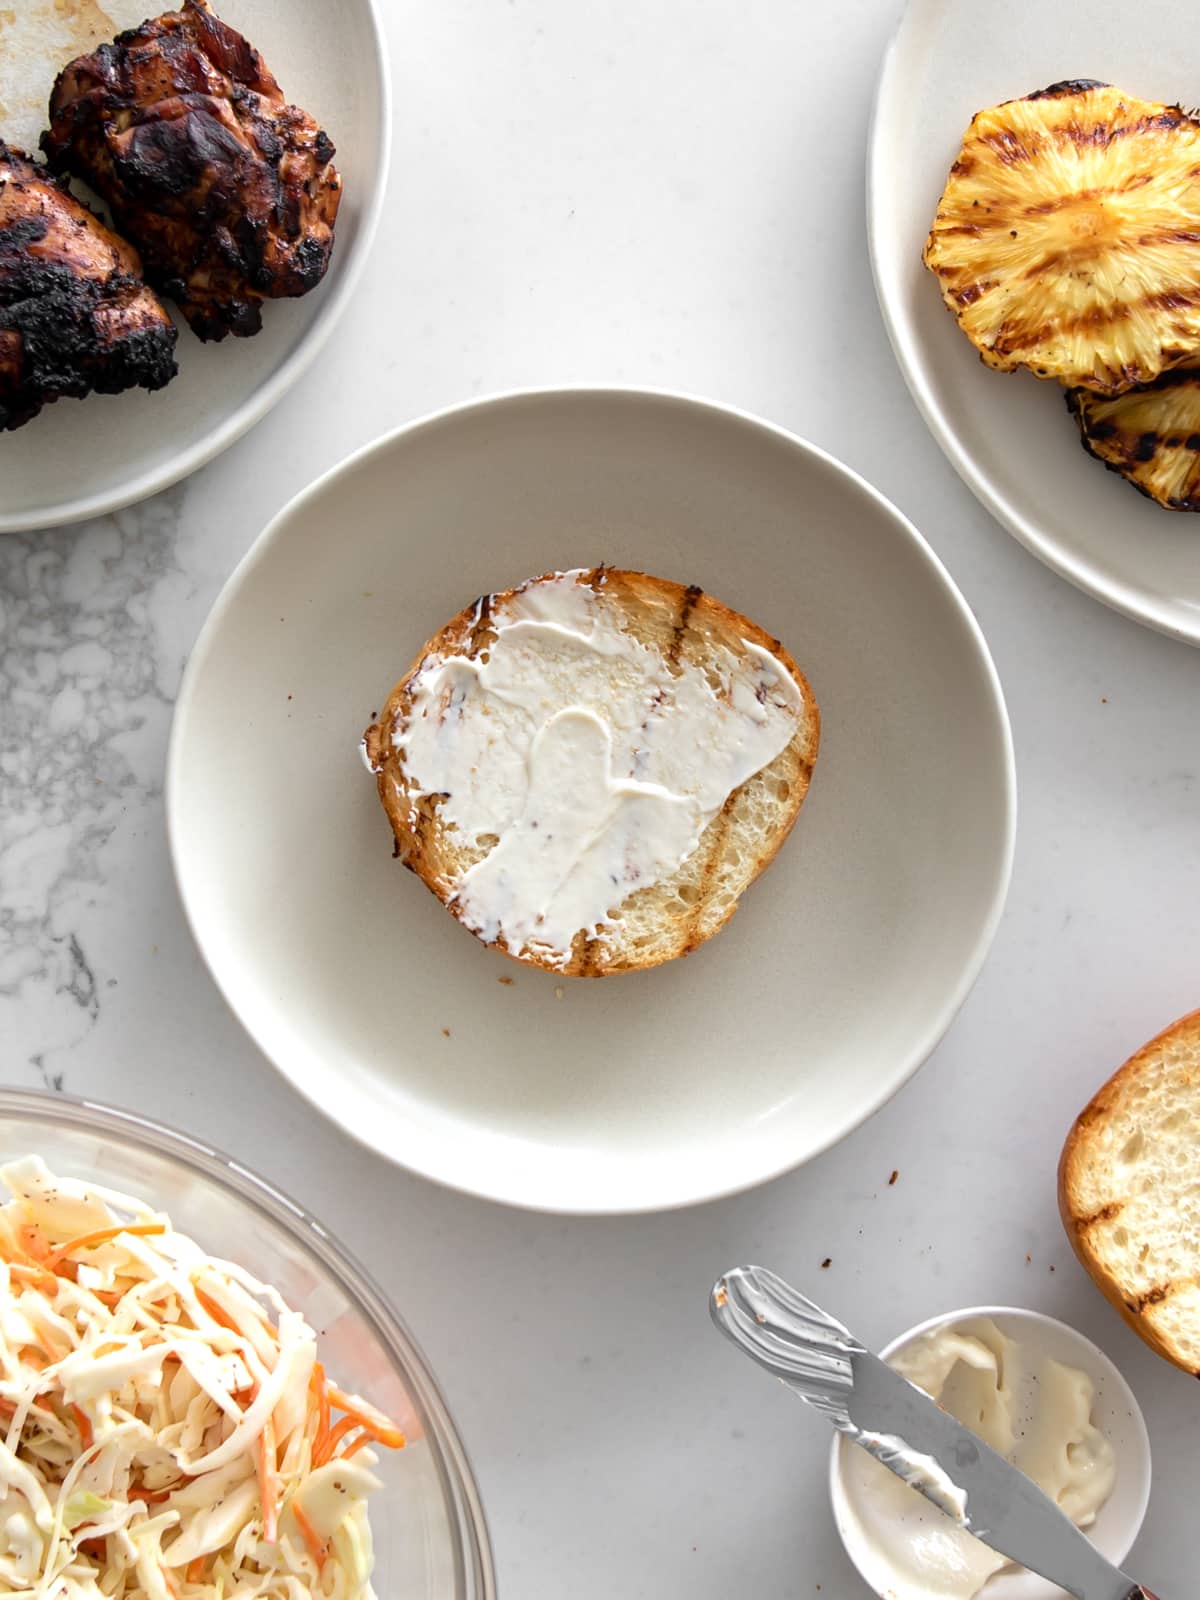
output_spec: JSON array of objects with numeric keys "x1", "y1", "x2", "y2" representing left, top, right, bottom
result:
[
  {"x1": 830, "y1": 1306, "x2": 1153, "y2": 1600},
  {"x1": 167, "y1": 389, "x2": 1016, "y2": 1214},
  {"x1": 870, "y1": 0, "x2": 1200, "y2": 644},
  {"x1": 0, "y1": 0, "x2": 389, "y2": 532}
]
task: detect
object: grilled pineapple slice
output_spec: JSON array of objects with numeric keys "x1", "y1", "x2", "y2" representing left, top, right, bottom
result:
[
  {"x1": 926, "y1": 81, "x2": 1200, "y2": 394},
  {"x1": 1067, "y1": 370, "x2": 1200, "y2": 510}
]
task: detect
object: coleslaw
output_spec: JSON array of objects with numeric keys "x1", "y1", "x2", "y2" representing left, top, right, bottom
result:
[{"x1": 0, "y1": 1157, "x2": 405, "y2": 1599}]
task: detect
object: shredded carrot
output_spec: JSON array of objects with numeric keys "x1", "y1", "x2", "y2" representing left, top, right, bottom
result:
[
  {"x1": 71, "y1": 1403, "x2": 93, "y2": 1449},
  {"x1": 0, "y1": 1396, "x2": 25, "y2": 1420},
  {"x1": 292, "y1": 1500, "x2": 328, "y2": 1573},
  {"x1": 311, "y1": 1361, "x2": 331, "y2": 1462},
  {"x1": 340, "y1": 1432, "x2": 375, "y2": 1460},
  {"x1": 326, "y1": 1385, "x2": 407, "y2": 1450},
  {"x1": 29, "y1": 1222, "x2": 82, "y2": 1283},
  {"x1": 0, "y1": 1394, "x2": 53, "y2": 1420},
  {"x1": 186, "y1": 1556, "x2": 206, "y2": 1584},
  {"x1": 316, "y1": 1414, "x2": 359, "y2": 1464},
  {"x1": 46, "y1": 1222, "x2": 166, "y2": 1268},
  {"x1": 19, "y1": 1225, "x2": 53, "y2": 1264},
  {"x1": 8, "y1": 1262, "x2": 59, "y2": 1294},
  {"x1": 128, "y1": 1486, "x2": 172, "y2": 1505},
  {"x1": 0, "y1": 1221, "x2": 31, "y2": 1259},
  {"x1": 258, "y1": 1414, "x2": 279, "y2": 1543},
  {"x1": 191, "y1": 1277, "x2": 276, "y2": 1349},
  {"x1": 0, "y1": 1227, "x2": 61, "y2": 1293},
  {"x1": 34, "y1": 1327, "x2": 62, "y2": 1364},
  {"x1": 193, "y1": 1285, "x2": 245, "y2": 1336}
]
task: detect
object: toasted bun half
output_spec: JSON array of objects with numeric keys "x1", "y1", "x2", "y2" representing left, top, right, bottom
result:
[
  {"x1": 363, "y1": 567, "x2": 819, "y2": 977},
  {"x1": 1060, "y1": 1008, "x2": 1200, "y2": 1373}
]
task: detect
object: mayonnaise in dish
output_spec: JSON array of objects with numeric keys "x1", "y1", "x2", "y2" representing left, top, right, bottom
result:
[
  {"x1": 393, "y1": 570, "x2": 804, "y2": 967},
  {"x1": 840, "y1": 1317, "x2": 1117, "y2": 1600}
]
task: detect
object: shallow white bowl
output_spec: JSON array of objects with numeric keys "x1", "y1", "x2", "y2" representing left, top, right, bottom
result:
[
  {"x1": 167, "y1": 388, "x2": 1016, "y2": 1213},
  {"x1": 830, "y1": 1305, "x2": 1153, "y2": 1600},
  {"x1": 0, "y1": 0, "x2": 389, "y2": 532},
  {"x1": 870, "y1": 0, "x2": 1200, "y2": 644}
]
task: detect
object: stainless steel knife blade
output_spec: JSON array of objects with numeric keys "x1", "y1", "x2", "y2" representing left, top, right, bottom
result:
[{"x1": 710, "y1": 1265, "x2": 1154, "y2": 1600}]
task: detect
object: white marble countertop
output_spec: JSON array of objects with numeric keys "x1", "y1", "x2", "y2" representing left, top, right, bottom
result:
[{"x1": 3, "y1": 1, "x2": 1199, "y2": 1593}]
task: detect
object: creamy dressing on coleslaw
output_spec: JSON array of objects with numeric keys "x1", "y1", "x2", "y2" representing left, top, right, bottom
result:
[{"x1": 0, "y1": 1157, "x2": 404, "y2": 1600}]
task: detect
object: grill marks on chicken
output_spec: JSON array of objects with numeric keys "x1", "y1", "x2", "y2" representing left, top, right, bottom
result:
[
  {"x1": 0, "y1": 141, "x2": 177, "y2": 433},
  {"x1": 0, "y1": 2, "x2": 342, "y2": 436},
  {"x1": 42, "y1": 0, "x2": 342, "y2": 342}
]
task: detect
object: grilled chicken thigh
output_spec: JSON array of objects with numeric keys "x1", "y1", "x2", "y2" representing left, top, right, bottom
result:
[
  {"x1": 0, "y1": 142, "x2": 176, "y2": 433},
  {"x1": 43, "y1": 0, "x2": 342, "y2": 342}
]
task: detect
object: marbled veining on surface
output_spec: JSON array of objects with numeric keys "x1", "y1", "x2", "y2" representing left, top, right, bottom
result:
[
  {"x1": 0, "y1": 492, "x2": 188, "y2": 1084},
  {"x1": 1, "y1": 2, "x2": 1200, "y2": 1595}
]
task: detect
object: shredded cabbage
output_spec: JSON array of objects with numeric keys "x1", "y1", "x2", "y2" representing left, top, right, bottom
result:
[{"x1": 0, "y1": 1158, "x2": 405, "y2": 1598}]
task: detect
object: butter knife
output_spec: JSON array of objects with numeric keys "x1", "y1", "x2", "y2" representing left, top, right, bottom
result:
[{"x1": 710, "y1": 1265, "x2": 1159, "y2": 1600}]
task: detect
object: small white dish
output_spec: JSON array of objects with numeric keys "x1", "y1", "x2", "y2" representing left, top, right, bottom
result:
[
  {"x1": 830, "y1": 1305, "x2": 1153, "y2": 1600},
  {"x1": 869, "y1": 0, "x2": 1200, "y2": 644},
  {"x1": 0, "y1": 0, "x2": 390, "y2": 532},
  {"x1": 167, "y1": 387, "x2": 1016, "y2": 1214}
]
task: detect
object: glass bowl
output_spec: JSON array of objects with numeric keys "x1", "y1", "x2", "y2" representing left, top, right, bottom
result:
[{"x1": 0, "y1": 1088, "x2": 495, "y2": 1600}]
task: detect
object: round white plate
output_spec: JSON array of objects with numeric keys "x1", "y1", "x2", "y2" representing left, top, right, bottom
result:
[
  {"x1": 0, "y1": 0, "x2": 389, "y2": 533},
  {"x1": 870, "y1": 0, "x2": 1200, "y2": 644},
  {"x1": 167, "y1": 389, "x2": 1016, "y2": 1214}
]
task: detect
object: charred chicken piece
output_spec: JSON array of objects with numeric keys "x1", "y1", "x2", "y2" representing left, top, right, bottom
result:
[
  {"x1": 42, "y1": 0, "x2": 342, "y2": 342},
  {"x1": 0, "y1": 141, "x2": 177, "y2": 433}
]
